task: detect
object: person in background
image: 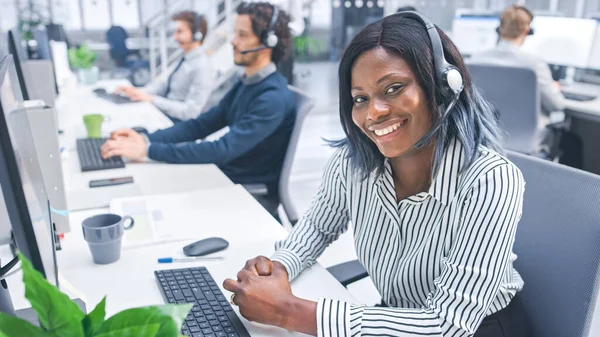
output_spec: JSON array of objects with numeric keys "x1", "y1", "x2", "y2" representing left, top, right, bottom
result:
[
  {"x1": 115, "y1": 11, "x2": 214, "y2": 122},
  {"x1": 471, "y1": 5, "x2": 565, "y2": 114},
  {"x1": 469, "y1": 5, "x2": 567, "y2": 158},
  {"x1": 101, "y1": 2, "x2": 295, "y2": 217},
  {"x1": 249, "y1": 0, "x2": 304, "y2": 84},
  {"x1": 223, "y1": 11, "x2": 531, "y2": 337}
]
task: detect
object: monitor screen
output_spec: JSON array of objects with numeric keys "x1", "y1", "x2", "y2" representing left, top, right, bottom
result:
[
  {"x1": 451, "y1": 14, "x2": 500, "y2": 56},
  {"x1": 522, "y1": 16, "x2": 597, "y2": 68},
  {"x1": 0, "y1": 55, "x2": 58, "y2": 286},
  {"x1": 7, "y1": 30, "x2": 29, "y2": 100},
  {"x1": 587, "y1": 19, "x2": 600, "y2": 70}
]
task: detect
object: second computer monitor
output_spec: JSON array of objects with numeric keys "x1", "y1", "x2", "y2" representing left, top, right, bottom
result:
[
  {"x1": 586, "y1": 19, "x2": 600, "y2": 71},
  {"x1": 6, "y1": 29, "x2": 29, "y2": 100},
  {"x1": 451, "y1": 14, "x2": 500, "y2": 56},
  {"x1": 522, "y1": 16, "x2": 597, "y2": 68},
  {"x1": 0, "y1": 54, "x2": 58, "y2": 286}
]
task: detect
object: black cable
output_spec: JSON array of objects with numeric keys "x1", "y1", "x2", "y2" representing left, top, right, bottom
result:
[
  {"x1": 0, "y1": 256, "x2": 19, "y2": 278},
  {"x1": 0, "y1": 231, "x2": 20, "y2": 278}
]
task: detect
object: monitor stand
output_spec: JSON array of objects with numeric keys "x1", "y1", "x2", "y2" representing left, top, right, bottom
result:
[{"x1": 0, "y1": 278, "x2": 85, "y2": 323}]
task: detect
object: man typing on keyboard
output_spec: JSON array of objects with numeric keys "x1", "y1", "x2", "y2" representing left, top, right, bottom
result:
[{"x1": 101, "y1": 2, "x2": 296, "y2": 211}]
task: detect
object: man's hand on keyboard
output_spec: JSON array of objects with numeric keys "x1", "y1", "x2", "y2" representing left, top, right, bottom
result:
[
  {"x1": 109, "y1": 128, "x2": 138, "y2": 140},
  {"x1": 101, "y1": 130, "x2": 148, "y2": 160}
]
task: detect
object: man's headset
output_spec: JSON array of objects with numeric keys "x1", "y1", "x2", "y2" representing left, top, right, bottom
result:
[
  {"x1": 389, "y1": 11, "x2": 464, "y2": 150},
  {"x1": 192, "y1": 13, "x2": 204, "y2": 42},
  {"x1": 495, "y1": 5, "x2": 535, "y2": 36},
  {"x1": 240, "y1": 4, "x2": 280, "y2": 54}
]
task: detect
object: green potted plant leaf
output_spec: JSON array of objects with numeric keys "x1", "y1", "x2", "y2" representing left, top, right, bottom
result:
[
  {"x1": 68, "y1": 44, "x2": 99, "y2": 85},
  {"x1": 0, "y1": 253, "x2": 191, "y2": 337}
]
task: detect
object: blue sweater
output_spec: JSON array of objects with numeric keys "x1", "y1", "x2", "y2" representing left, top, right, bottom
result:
[{"x1": 148, "y1": 71, "x2": 295, "y2": 194}]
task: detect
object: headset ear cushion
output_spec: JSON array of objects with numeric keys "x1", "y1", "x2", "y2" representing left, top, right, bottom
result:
[
  {"x1": 266, "y1": 33, "x2": 278, "y2": 48},
  {"x1": 445, "y1": 68, "x2": 464, "y2": 93}
]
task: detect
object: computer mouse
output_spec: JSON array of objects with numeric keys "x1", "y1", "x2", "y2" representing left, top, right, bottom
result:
[
  {"x1": 183, "y1": 237, "x2": 229, "y2": 257},
  {"x1": 93, "y1": 88, "x2": 107, "y2": 94},
  {"x1": 131, "y1": 126, "x2": 148, "y2": 135}
]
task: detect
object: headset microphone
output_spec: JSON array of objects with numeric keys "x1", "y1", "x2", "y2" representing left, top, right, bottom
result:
[
  {"x1": 240, "y1": 46, "x2": 269, "y2": 54},
  {"x1": 413, "y1": 92, "x2": 461, "y2": 150}
]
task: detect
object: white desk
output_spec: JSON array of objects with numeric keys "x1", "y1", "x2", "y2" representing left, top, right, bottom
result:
[
  {"x1": 7, "y1": 185, "x2": 356, "y2": 337},
  {"x1": 56, "y1": 80, "x2": 233, "y2": 211},
  {"x1": 55, "y1": 79, "x2": 173, "y2": 137},
  {"x1": 562, "y1": 82, "x2": 600, "y2": 123}
]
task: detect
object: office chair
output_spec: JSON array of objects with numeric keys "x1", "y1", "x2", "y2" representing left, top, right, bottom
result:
[
  {"x1": 106, "y1": 26, "x2": 149, "y2": 86},
  {"x1": 467, "y1": 63, "x2": 541, "y2": 155},
  {"x1": 244, "y1": 86, "x2": 315, "y2": 224},
  {"x1": 45, "y1": 23, "x2": 70, "y2": 48},
  {"x1": 327, "y1": 151, "x2": 600, "y2": 337},
  {"x1": 33, "y1": 29, "x2": 52, "y2": 60}
]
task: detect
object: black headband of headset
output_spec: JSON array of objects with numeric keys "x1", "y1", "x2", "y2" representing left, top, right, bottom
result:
[
  {"x1": 264, "y1": 5, "x2": 279, "y2": 41},
  {"x1": 391, "y1": 11, "x2": 449, "y2": 89}
]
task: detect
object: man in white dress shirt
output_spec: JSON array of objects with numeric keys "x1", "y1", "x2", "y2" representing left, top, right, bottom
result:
[{"x1": 116, "y1": 11, "x2": 215, "y2": 122}]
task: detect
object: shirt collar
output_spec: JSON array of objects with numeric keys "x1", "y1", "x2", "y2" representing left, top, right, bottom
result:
[
  {"x1": 183, "y1": 45, "x2": 205, "y2": 60},
  {"x1": 497, "y1": 39, "x2": 521, "y2": 52},
  {"x1": 377, "y1": 137, "x2": 465, "y2": 206},
  {"x1": 242, "y1": 62, "x2": 277, "y2": 85}
]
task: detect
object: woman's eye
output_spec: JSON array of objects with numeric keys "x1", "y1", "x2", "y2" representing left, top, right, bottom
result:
[
  {"x1": 386, "y1": 85, "x2": 402, "y2": 95},
  {"x1": 353, "y1": 96, "x2": 367, "y2": 104}
]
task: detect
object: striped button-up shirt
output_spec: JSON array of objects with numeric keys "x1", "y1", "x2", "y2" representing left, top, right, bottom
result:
[{"x1": 271, "y1": 138, "x2": 525, "y2": 337}]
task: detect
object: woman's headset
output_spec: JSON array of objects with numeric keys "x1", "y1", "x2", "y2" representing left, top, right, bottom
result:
[{"x1": 389, "y1": 11, "x2": 464, "y2": 150}]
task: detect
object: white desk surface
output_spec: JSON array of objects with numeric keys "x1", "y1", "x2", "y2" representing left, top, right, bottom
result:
[
  {"x1": 561, "y1": 82, "x2": 600, "y2": 123},
  {"x1": 56, "y1": 79, "x2": 233, "y2": 211},
  {"x1": 56, "y1": 79, "x2": 173, "y2": 138},
  {"x1": 7, "y1": 185, "x2": 357, "y2": 337}
]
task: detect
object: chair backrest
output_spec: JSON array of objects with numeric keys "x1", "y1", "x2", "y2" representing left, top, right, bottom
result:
[
  {"x1": 279, "y1": 86, "x2": 315, "y2": 223},
  {"x1": 33, "y1": 29, "x2": 51, "y2": 61},
  {"x1": 467, "y1": 63, "x2": 540, "y2": 154},
  {"x1": 507, "y1": 150, "x2": 600, "y2": 337},
  {"x1": 45, "y1": 23, "x2": 70, "y2": 48},
  {"x1": 106, "y1": 26, "x2": 130, "y2": 67}
]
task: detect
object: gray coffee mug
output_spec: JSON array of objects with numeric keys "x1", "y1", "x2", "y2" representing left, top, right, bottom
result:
[{"x1": 82, "y1": 214, "x2": 134, "y2": 264}]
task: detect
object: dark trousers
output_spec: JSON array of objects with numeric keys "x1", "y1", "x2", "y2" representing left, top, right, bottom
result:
[{"x1": 473, "y1": 295, "x2": 532, "y2": 337}]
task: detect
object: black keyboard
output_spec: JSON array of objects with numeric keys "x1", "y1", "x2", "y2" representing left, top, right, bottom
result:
[
  {"x1": 562, "y1": 91, "x2": 597, "y2": 101},
  {"x1": 76, "y1": 138, "x2": 125, "y2": 172},
  {"x1": 155, "y1": 267, "x2": 251, "y2": 337},
  {"x1": 95, "y1": 92, "x2": 134, "y2": 104}
]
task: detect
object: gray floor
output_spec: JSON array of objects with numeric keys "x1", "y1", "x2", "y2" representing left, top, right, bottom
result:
[{"x1": 287, "y1": 62, "x2": 381, "y2": 305}]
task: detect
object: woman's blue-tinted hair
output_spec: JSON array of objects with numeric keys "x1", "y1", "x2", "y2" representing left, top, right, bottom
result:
[{"x1": 332, "y1": 13, "x2": 504, "y2": 178}]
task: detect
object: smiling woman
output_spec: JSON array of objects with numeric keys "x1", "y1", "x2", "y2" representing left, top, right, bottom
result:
[{"x1": 223, "y1": 11, "x2": 532, "y2": 337}]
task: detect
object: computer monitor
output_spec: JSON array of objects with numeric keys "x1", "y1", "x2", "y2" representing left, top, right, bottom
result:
[
  {"x1": 586, "y1": 19, "x2": 600, "y2": 71},
  {"x1": 0, "y1": 54, "x2": 58, "y2": 286},
  {"x1": 451, "y1": 14, "x2": 500, "y2": 56},
  {"x1": 6, "y1": 29, "x2": 29, "y2": 101},
  {"x1": 522, "y1": 16, "x2": 597, "y2": 68}
]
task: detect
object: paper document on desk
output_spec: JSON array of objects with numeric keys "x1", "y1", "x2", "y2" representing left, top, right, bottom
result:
[
  {"x1": 110, "y1": 193, "x2": 204, "y2": 247},
  {"x1": 108, "y1": 185, "x2": 265, "y2": 248}
]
